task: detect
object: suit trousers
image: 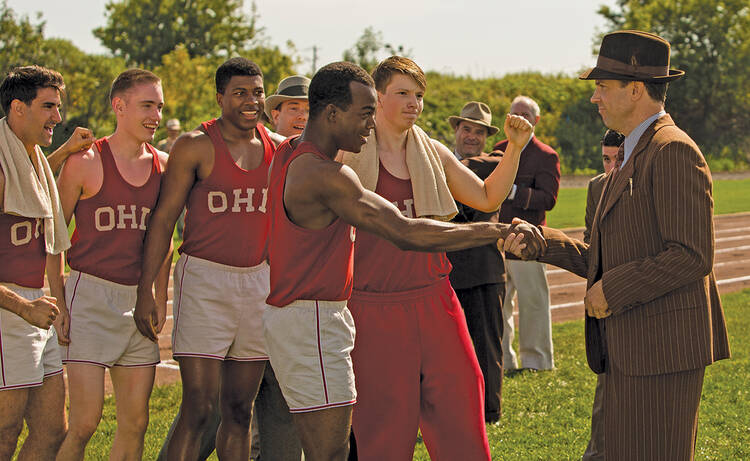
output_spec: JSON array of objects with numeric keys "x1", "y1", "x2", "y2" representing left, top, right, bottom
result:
[
  {"x1": 502, "y1": 259, "x2": 554, "y2": 370},
  {"x1": 454, "y1": 283, "x2": 505, "y2": 422},
  {"x1": 581, "y1": 374, "x2": 605, "y2": 461},
  {"x1": 603, "y1": 363, "x2": 704, "y2": 461}
]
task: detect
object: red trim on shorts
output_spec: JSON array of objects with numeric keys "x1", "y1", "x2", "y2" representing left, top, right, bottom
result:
[
  {"x1": 0, "y1": 315, "x2": 5, "y2": 386},
  {"x1": 63, "y1": 359, "x2": 108, "y2": 368},
  {"x1": 43, "y1": 368, "x2": 63, "y2": 378},
  {"x1": 112, "y1": 361, "x2": 160, "y2": 368},
  {"x1": 225, "y1": 356, "x2": 269, "y2": 362},
  {"x1": 315, "y1": 301, "x2": 330, "y2": 404},
  {"x1": 173, "y1": 352, "x2": 226, "y2": 360},
  {"x1": 289, "y1": 399, "x2": 357, "y2": 413},
  {"x1": 66, "y1": 271, "x2": 83, "y2": 360},
  {"x1": 0, "y1": 379, "x2": 44, "y2": 390},
  {"x1": 172, "y1": 256, "x2": 189, "y2": 341}
]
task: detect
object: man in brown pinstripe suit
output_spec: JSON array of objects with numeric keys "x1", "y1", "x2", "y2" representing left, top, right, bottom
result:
[{"x1": 508, "y1": 30, "x2": 731, "y2": 461}]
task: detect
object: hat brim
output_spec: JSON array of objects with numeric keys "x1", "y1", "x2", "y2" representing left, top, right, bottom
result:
[
  {"x1": 448, "y1": 116, "x2": 500, "y2": 136},
  {"x1": 264, "y1": 94, "x2": 309, "y2": 119},
  {"x1": 579, "y1": 67, "x2": 685, "y2": 83}
]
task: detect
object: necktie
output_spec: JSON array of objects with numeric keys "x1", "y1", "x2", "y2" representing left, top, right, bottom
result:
[{"x1": 615, "y1": 143, "x2": 625, "y2": 171}]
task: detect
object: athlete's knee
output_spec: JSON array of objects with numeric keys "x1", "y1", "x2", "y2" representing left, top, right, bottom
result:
[
  {"x1": 181, "y1": 397, "x2": 219, "y2": 430},
  {"x1": 221, "y1": 397, "x2": 253, "y2": 428},
  {"x1": 119, "y1": 411, "x2": 150, "y2": 439},
  {"x1": 66, "y1": 416, "x2": 100, "y2": 444}
]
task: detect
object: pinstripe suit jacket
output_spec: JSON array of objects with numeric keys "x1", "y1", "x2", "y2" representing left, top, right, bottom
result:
[{"x1": 539, "y1": 114, "x2": 730, "y2": 376}]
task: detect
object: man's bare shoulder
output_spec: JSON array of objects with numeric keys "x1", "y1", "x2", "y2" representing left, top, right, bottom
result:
[
  {"x1": 168, "y1": 129, "x2": 213, "y2": 164},
  {"x1": 430, "y1": 138, "x2": 454, "y2": 161},
  {"x1": 62, "y1": 147, "x2": 99, "y2": 175},
  {"x1": 152, "y1": 148, "x2": 169, "y2": 170},
  {"x1": 288, "y1": 153, "x2": 360, "y2": 194}
]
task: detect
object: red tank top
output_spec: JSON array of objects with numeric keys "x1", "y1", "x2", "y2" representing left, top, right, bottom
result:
[
  {"x1": 67, "y1": 137, "x2": 162, "y2": 285},
  {"x1": 0, "y1": 212, "x2": 45, "y2": 288},
  {"x1": 266, "y1": 139, "x2": 355, "y2": 307},
  {"x1": 179, "y1": 119, "x2": 273, "y2": 267},
  {"x1": 353, "y1": 163, "x2": 452, "y2": 292}
]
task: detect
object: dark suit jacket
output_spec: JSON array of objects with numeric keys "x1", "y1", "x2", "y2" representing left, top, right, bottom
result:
[
  {"x1": 493, "y1": 136, "x2": 560, "y2": 227},
  {"x1": 538, "y1": 115, "x2": 730, "y2": 376},
  {"x1": 583, "y1": 172, "x2": 607, "y2": 245},
  {"x1": 447, "y1": 154, "x2": 505, "y2": 290}
]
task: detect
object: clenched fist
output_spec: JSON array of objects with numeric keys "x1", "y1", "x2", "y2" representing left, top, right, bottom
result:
[{"x1": 22, "y1": 296, "x2": 60, "y2": 329}]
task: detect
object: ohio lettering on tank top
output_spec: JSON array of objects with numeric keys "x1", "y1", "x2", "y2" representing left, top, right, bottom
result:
[
  {"x1": 0, "y1": 212, "x2": 46, "y2": 288},
  {"x1": 179, "y1": 119, "x2": 274, "y2": 267},
  {"x1": 266, "y1": 139, "x2": 355, "y2": 307},
  {"x1": 353, "y1": 162, "x2": 452, "y2": 292},
  {"x1": 67, "y1": 137, "x2": 162, "y2": 285}
]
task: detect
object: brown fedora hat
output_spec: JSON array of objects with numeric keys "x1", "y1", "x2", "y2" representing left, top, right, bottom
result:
[
  {"x1": 264, "y1": 75, "x2": 311, "y2": 119},
  {"x1": 580, "y1": 30, "x2": 685, "y2": 82},
  {"x1": 448, "y1": 101, "x2": 499, "y2": 136}
]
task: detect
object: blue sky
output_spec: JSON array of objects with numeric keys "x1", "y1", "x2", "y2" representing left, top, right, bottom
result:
[{"x1": 8, "y1": 0, "x2": 617, "y2": 78}]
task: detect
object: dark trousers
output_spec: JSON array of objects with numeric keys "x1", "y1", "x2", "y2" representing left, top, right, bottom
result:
[{"x1": 454, "y1": 283, "x2": 505, "y2": 422}]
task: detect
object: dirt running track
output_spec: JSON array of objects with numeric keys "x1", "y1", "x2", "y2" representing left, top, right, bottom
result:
[{"x1": 53, "y1": 212, "x2": 750, "y2": 393}]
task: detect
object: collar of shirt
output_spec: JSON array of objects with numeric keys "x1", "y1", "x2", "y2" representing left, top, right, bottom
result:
[
  {"x1": 453, "y1": 150, "x2": 462, "y2": 160},
  {"x1": 622, "y1": 110, "x2": 666, "y2": 166},
  {"x1": 521, "y1": 132, "x2": 534, "y2": 152}
]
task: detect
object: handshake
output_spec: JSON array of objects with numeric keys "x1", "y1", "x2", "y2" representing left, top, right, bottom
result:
[{"x1": 497, "y1": 218, "x2": 546, "y2": 260}]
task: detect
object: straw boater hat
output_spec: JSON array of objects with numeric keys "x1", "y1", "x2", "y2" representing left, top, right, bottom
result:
[
  {"x1": 264, "y1": 75, "x2": 311, "y2": 119},
  {"x1": 448, "y1": 101, "x2": 499, "y2": 136},
  {"x1": 579, "y1": 30, "x2": 684, "y2": 82}
]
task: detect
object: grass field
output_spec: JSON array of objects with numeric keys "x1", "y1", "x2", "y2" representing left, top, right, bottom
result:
[
  {"x1": 32, "y1": 288, "x2": 745, "y2": 460},
  {"x1": 546, "y1": 177, "x2": 750, "y2": 229}
]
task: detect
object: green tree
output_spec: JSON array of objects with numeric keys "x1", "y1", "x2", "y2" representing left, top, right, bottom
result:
[
  {"x1": 94, "y1": 0, "x2": 260, "y2": 67},
  {"x1": 598, "y1": 0, "x2": 750, "y2": 167},
  {"x1": 342, "y1": 27, "x2": 410, "y2": 72},
  {"x1": 0, "y1": 0, "x2": 47, "y2": 77}
]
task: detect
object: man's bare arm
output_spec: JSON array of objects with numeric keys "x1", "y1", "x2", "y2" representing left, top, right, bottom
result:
[
  {"x1": 47, "y1": 127, "x2": 95, "y2": 173},
  {"x1": 292, "y1": 157, "x2": 544, "y2": 255},
  {"x1": 0, "y1": 285, "x2": 59, "y2": 329},
  {"x1": 442, "y1": 114, "x2": 531, "y2": 212},
  {"x1": 135, "y1": 133, "x2": 204, "y2": 341}
]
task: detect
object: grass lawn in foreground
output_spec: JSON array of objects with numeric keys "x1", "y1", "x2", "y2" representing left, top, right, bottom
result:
[
  {"x1": 546, "y1": 177, "x2": 750, "y2": 229},
  {"x1": 50, "y1": 289, "x2": 748, "y2": 460}
]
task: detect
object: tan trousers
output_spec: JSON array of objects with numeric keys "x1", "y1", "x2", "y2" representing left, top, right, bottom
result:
[{"x1": 501, "y1": 259, "x2": 554, "y2": 370}]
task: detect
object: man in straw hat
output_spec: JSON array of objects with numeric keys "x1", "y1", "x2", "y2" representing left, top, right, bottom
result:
[
  {"x1": 265, "y1": 75, "x2": 310, "y2": 138},
  {"x1": 513, "y1": 30, "x2": 731, "y2": 460},
  {"x1": 445, "y1": 101, "x2": 507, "y2": 423}
]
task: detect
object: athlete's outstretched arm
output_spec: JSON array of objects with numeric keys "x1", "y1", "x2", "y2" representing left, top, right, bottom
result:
[
  {"x1": 287, "y1": 155, "x2": 545, "y2": 256},
  {"x1": 441, "y1": 114, "x2": 531, "y2": 212},
  {"x1": 135, "y1": 133, "x2": 203, "y2": 341}
]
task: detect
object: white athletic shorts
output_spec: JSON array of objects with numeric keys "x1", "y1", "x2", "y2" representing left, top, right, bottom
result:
[
  {"x1": 0, "y1": 283, "x2": 63, "y2": 390},
  {"x1": 172, "y1": 254, "x2": 269, "y2": 361},
  {"x1": 263, "y1": 299, "x2": 356, "y2": 413},
  {"x1": 62, "y1": 271, "x2": 159, "y2": 368}
]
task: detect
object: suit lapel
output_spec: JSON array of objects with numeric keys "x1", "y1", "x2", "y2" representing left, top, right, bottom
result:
[{"x1": 598, "y1": 115, "x2": 674, "y2": 221}]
